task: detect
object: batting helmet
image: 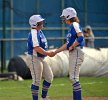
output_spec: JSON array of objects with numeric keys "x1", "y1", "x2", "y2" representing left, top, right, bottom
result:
[
  {"x1": 29, "y1": 15, "x2": 44, "y2": 28},
  {"x1": 60, "y1": 7, "x2": 77, "y2": 20}
]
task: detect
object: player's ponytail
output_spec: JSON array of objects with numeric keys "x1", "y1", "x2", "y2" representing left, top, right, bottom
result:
[{"x1": 69, "y1": 17, "x2": 80, "y2": 23}]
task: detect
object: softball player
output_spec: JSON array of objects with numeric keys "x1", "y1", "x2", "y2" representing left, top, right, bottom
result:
[
  {"x1": 55, "y1": 7, "x2": 84, "y2": 100},
  {"x1": 27, "y1": 15, "x2": 54, "y2": 100}
]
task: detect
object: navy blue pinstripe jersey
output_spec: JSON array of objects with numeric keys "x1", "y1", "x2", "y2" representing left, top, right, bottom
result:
[
  {"x1": 66, "y1": 22, "x2": 84, "y2": 49},
  {"x1": 27, "y1": 29, "x2": 48, "y2": 57}
]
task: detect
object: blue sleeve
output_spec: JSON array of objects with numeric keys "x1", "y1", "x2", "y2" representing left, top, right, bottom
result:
[{"x1": 76, "y1": 36, "x2": 84, "y2": 43}]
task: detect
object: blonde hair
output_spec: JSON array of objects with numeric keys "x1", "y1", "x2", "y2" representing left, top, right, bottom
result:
[{"x1": 69, "y1": 17, "x2": 80, "y2": 23}]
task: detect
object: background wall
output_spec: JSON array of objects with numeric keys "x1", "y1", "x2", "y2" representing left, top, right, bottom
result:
[{"x1": 0, "y1": 0, "x2": 108, "y2": 61}]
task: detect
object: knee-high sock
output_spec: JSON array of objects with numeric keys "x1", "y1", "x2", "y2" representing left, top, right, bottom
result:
[
  {"x1": 31, "y1": 84, "x2": 39, "y2": 100},
  {"x1": 41, "y1": 80, "x2": 51, "y2": 98},
  {"x1": 73, "y1": 81, "x2": 82, "y2": 100}
]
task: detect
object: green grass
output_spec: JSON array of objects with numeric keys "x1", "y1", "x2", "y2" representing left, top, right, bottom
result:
[
  {"x1": 0, "y1": 77, "x2": 108, "y2": 100},
  {"x1": 81, "y1": 77, "x2": 108, "y2": 97}
]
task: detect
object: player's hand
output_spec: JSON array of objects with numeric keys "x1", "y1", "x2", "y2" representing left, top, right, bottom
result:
[
  {"x1": 69, "y1": 46, "x2": 74, "y2": 51},
  {"x1": 54, "y1": 50, "x2": 58, "y2": 54},
  {"x1": 46, "y1": 51, "x2": 56, "y2": 57}
]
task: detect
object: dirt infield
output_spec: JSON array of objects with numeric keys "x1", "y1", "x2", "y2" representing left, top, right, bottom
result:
[{"x1": 51, "y1": 97, "x2": 108, "y2": 100}]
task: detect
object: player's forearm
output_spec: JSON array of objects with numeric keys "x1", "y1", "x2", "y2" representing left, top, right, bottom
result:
[
  {"x1": 71, "y1": 40, "x2": 79, "y2": 47},
  {"x1": 55, "y1": 43, "x2": 67, "y2": 54},
  {"x1": 34, "y1": 46, "x2": 48, "y2": 55}
]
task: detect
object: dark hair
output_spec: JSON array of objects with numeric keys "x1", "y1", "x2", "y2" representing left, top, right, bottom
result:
[{"x1": 69, "y1": 17, "x2": 80, "y2": 23}]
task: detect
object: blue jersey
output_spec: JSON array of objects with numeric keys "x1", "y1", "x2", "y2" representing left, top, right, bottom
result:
[
  {"x1": 27, "y1": 29, "x2": 48, "y2": 57},
  {"x1": 66, "y1": 22, "x2": 84, "y2": 49}
]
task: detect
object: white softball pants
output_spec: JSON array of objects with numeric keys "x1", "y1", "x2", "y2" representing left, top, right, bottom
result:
[
  {"x1": 69, "y1": 47, "x2": 84, "y2": 83},
  {"x1": 27, "y1": 55, "x2": 53, "y2": 86}
]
